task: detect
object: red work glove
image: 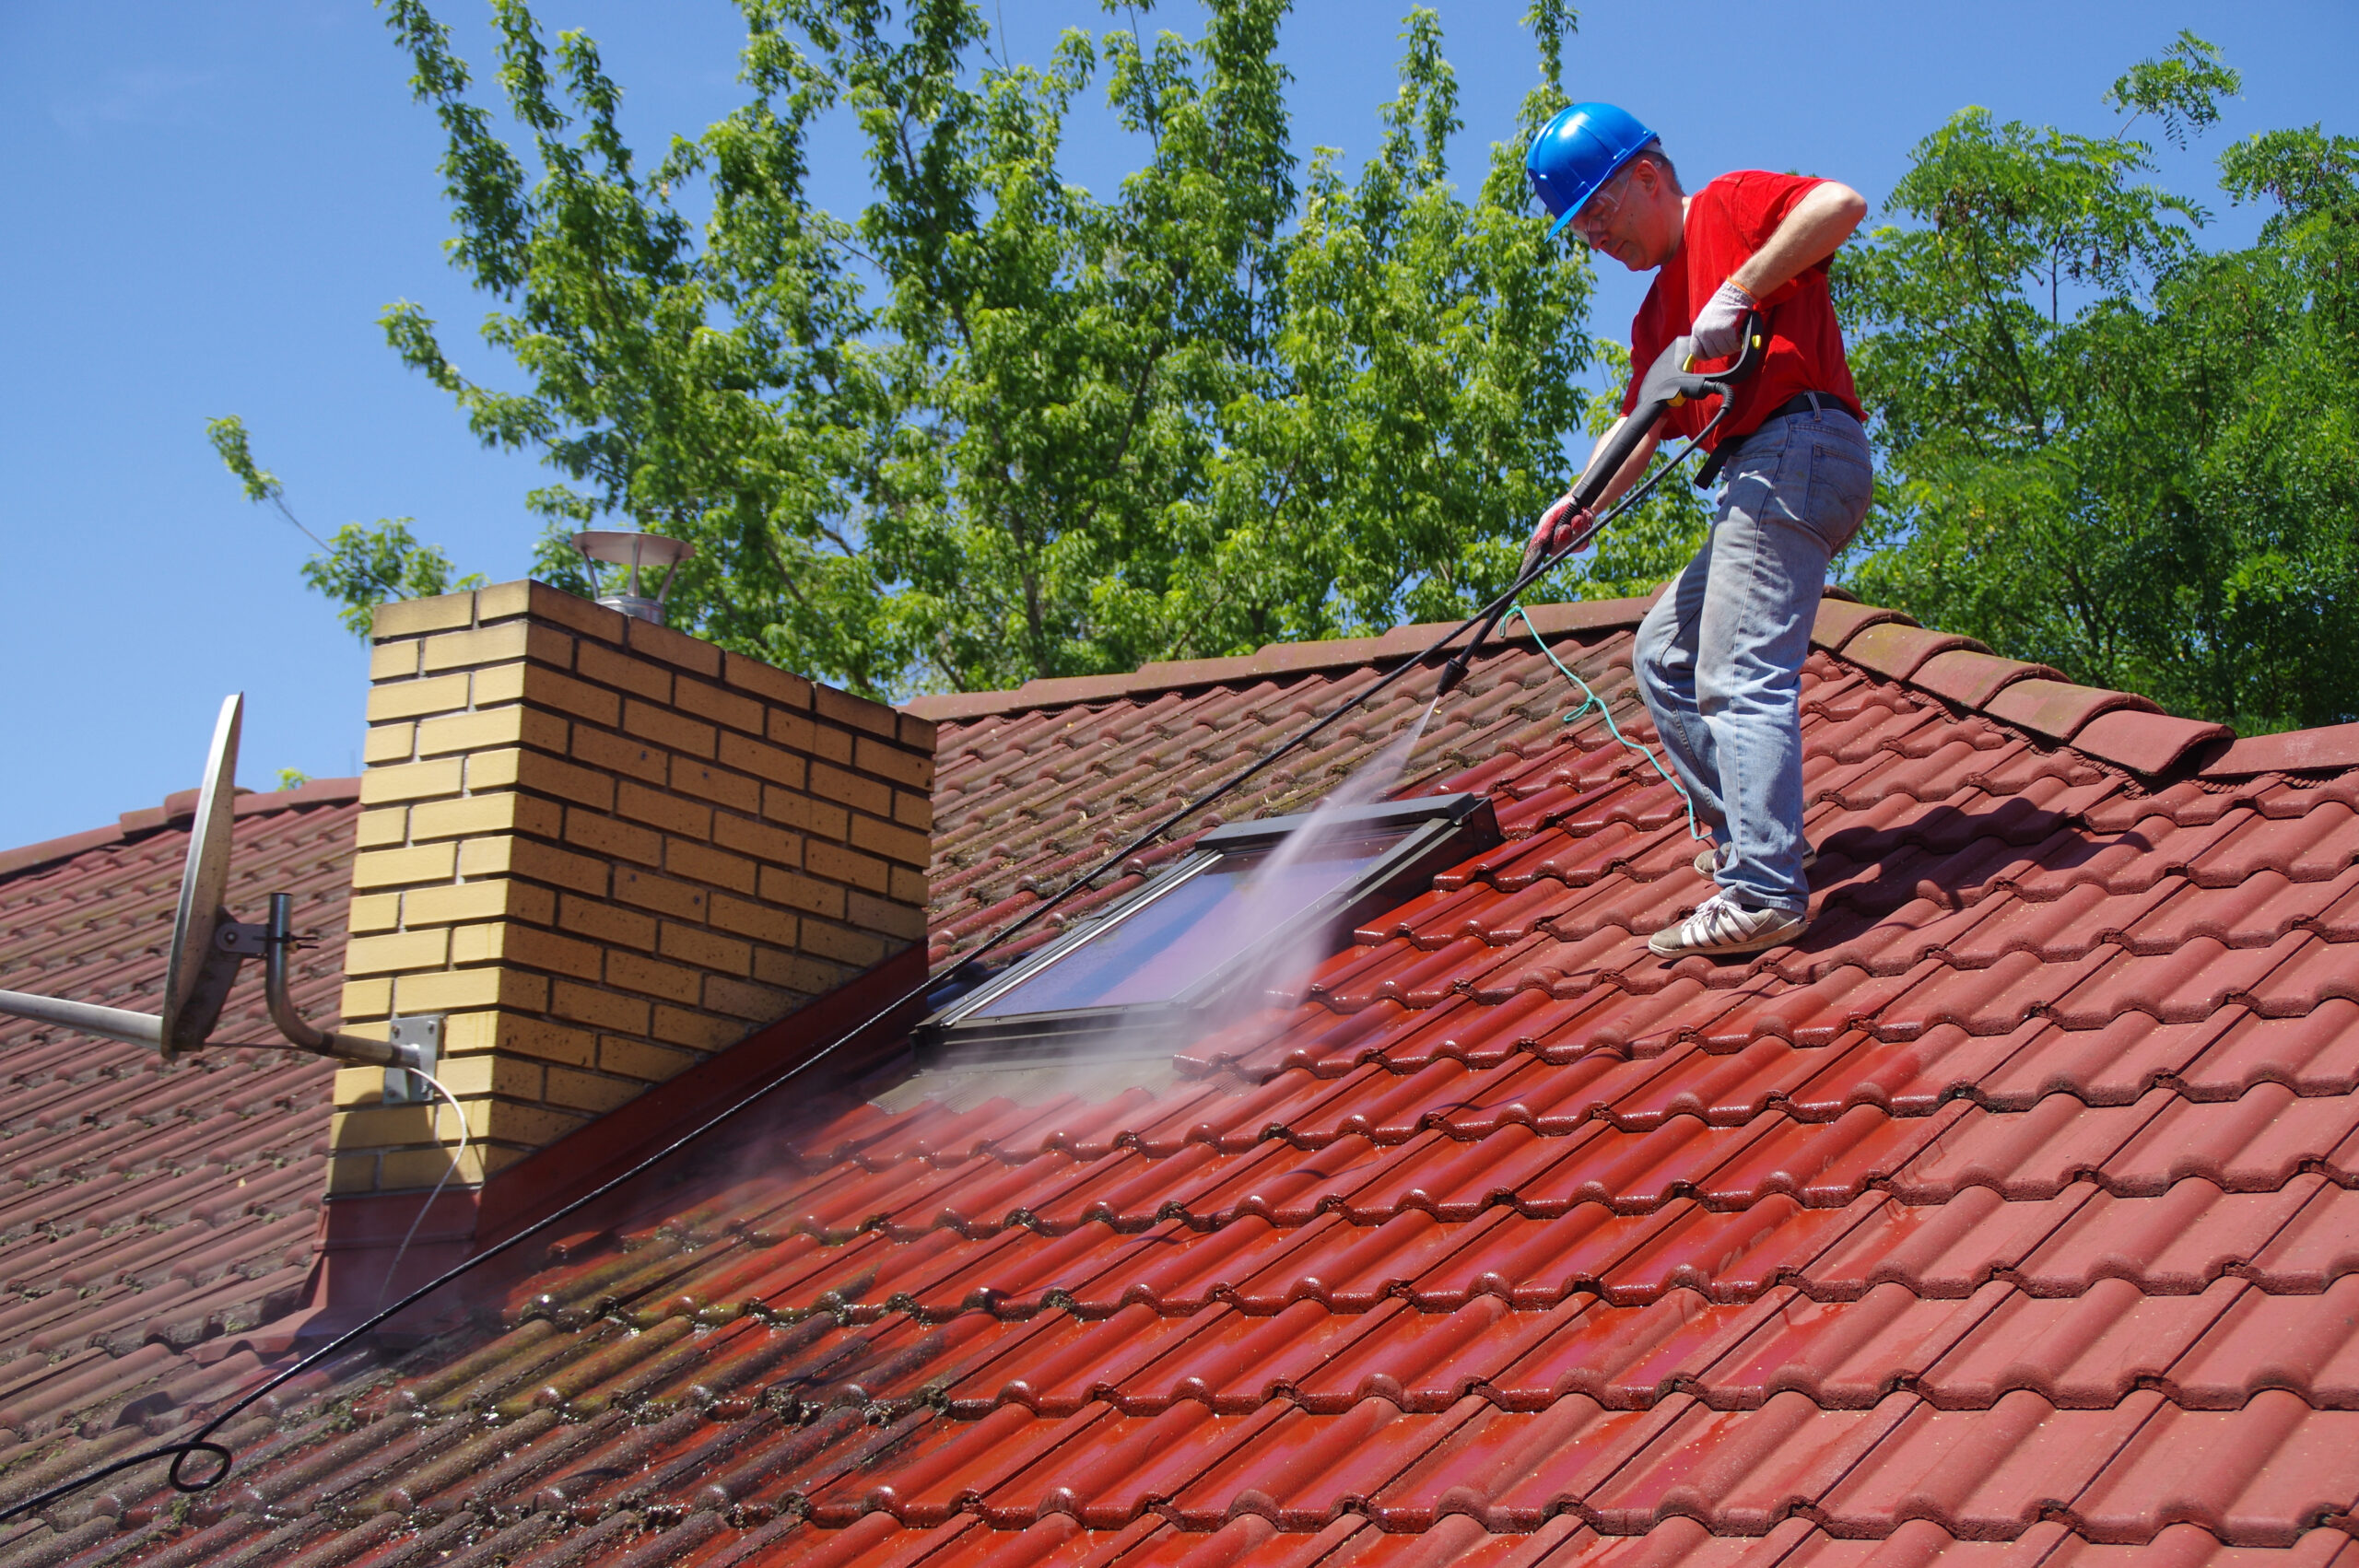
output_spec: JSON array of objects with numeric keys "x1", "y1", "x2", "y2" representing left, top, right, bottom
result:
[
  {"x1": 1689, "y1": 278, "x2": 1756, "y2": 360},
  {"x1": 1520, "y1": 492, "x2": 1596, "y2": 577}
]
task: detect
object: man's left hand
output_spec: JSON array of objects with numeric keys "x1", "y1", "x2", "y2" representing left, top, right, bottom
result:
[{"x1": 1690, "y1": 279, "x2": 1756, "y2": 360}]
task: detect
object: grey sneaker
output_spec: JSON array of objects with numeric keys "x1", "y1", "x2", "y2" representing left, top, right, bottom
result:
[
  {"x1": 1693, "y1": 840, "x2": 1819, "y2": 877},
  {"x1": 1649, "y1": 893, "x2": 1809, "y2": 958}
]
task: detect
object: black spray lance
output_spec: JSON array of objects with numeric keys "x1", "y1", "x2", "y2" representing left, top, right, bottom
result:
[{"x1": 1431, "y1": 311, "x2": 1771, "y2": 698}]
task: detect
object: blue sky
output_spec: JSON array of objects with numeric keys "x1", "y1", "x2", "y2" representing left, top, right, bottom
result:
[{"x1": 1, "y1": 0, "x2": 2350, "y2": 848}]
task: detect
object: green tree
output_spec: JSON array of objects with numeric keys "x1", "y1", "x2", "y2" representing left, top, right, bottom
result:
[
  {"x1": 206, "y1": 415, "x2": 485, "y2": 637},
  {"x1": 370, "y1": 0, "x2": 1599, "y2": 696},
  {"x1": 1837, "y1": 32, "x2": 2359, "y2": 732}
]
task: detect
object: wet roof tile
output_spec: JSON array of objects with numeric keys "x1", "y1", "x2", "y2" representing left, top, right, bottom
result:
[{"x1": 14, "y1": 598, "x2": 2359, "y2": 1567}]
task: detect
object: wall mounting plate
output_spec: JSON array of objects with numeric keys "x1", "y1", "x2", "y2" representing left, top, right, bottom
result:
[{"x1": 385, "y1": 1016, "x2": 442, "y2": 1106}]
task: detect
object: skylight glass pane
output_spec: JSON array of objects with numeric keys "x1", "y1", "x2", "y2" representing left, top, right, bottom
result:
[{"x1": 969, "y1": 827, "x2": 1412, "y2": 1018}]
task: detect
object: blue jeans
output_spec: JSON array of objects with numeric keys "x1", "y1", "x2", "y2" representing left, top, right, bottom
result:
[{"x1": 1633, "y1": 404, "x2": 1874, "y2": 916}]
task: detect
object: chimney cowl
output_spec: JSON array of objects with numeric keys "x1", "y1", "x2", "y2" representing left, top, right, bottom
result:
[{"x1": 573, "y1": 531, "x2": 694, "y2": 626}]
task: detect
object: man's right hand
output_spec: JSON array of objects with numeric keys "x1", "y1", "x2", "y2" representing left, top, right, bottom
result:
[{"x1": 1520, "y1": 492, "x2": 1597, "y2": 578}]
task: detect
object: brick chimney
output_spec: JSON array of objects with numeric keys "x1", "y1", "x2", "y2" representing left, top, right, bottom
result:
[{"x1": 329, "y1": 581, "x2": 933, "y2": 1198}]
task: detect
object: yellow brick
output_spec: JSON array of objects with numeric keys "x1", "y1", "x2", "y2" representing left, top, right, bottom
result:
[
  {"x1": 409, "y1": 791, "x2": 564, "y2": 844},
  {"x1": 712, "y1": 813, "x2": 799, "y2": 869},
  {"x1": 815, "y1": 683, "x2": 897, "y2": 738},
  {"x1": 506, "y1": 580, "x2": 628, "y2": 644},
  {"x1": 360, "y1": 756, "x2": 466, "y2": 805},
  {"x1": 898, "y1": 712, "x2": 938, "y2": 752},
  {"x1": 452, "y1": 921, "x2": 603, "y2": 980},
  {"x1": 451, "y1": 1011, "x2": 595, "y2": 1069},
  {"x1": 340, "y1": 977, "x2": 393, "y2": 1022},
  {"x1": 564, "y1": 809, "x2": 663, "y2": 867},
  {"x1": 382, "y1": 1144, "x2": 488, "y2": 1189},
  {"x1": 848, "y1": 890, "x2": 930, "y2": 943},
  {"x1": 625, "y1": 615, "x2": 722, "y2": 677},
  {"x1": 543, "y1": 1065, "x2": 643, "y2": 1115},
  {"x1": 665, "y1": 837, "x2": 757, "y2": 895},
  {"x1": 763, "y1": 788, "x2": 849, "y2": 841},
  {"x1": 889, "y1": 865, "x2": 930, "y2": 907},
  {"x1": 854, "y1": 735, "x2": 934, "y2": 790},
  {"x1": 328, "y1": 1153, "x2": 381, "y2": 1194},
  {"x1": 421, "y1": 620, "x2": 570, "y2": 674},
  {"x1": 401, "y1": 878, "x2": 557, "y2": 929},
  {"x1": 552, "y1": 980, "x2": 651, "y2": 1035},
  {"x1": 659, "y1": 921, "x2": 751, "y2": 976},
  {"x1": 347, "y1": 892, "x2": 403, "y2": 934},
  {"x1": 752, "y1": 947, "x2": 843, "y2": 995},
  {"x1": 717, "y1": 731, "x2": 806, "y2": 791},
  {"x1": 769, "y1": 709, "x2": 851, "y2": 765},
  {"x1": 482, "y1": 661, "x2": 623, "y2": 727},
  {"x1": 708, "y1": 892, "x2": 797, "y2": 949},
  {"x1": 459, "y1": 836, "x2": 610, "y2": 895},
  {"x1": 334, "y1": 1064, "x2": 390, "y2": 1107},
  {"x1": 617, "y1": 780, "x2": 712, "y2": 839},
  {"x1": 557, "y1": 894, "x2": 658, "y2": 952},
  {"x1": 372, "y1": 591, "x2": 476, "y2": 639},
  {"x1": 478, "y1": 1101, "x2": 590, "y2": 1151},
  {"x1": 572, "y1": 725, "x2": 669, "y2": 785},
  {"x1": 850, "y1": 813, "x2": 932, "y2": 870},
  {"x1": 809, "y1": 760, "x2": 893, "y2": 818},
  {"x1": 354, "y1": 807, "x2": 409, "y2": 849},
  {"x1": 623, "y1": 699, "x2": 717, "y2": 760},
  {"x1": 674, "y1": 676, "x2": 765, "y2": 737},
  {"x1": 806, "y1": 839, "x2": 891, "y2": 894},
  {"x1": 800, "y1": 919, "x2": 888, "y2": 967},
  {"x1": 393, "y1": 965, "x2": 549, "y2": 1013},
  {"x1": 370, "y1": 638, "x2": 422, "y2": 682},
  {"x1": 613, "y1": 866, "x2": 710, "y2": 921},
  {"x1": 702, "y1": 974, "x2": 793, "y2": 1022},
  {"x1": 468, "y1": 747, "x2": 616, "y2": 811},
  {"x1": 605, "y1": 950, "x2": 703, "y2": 1004},
  {"x1": 757, "y1": 865, "x2": 845, "y2": 919},
  {"x1": 576, "y1": 640, "x2": 673, "y2": 704},
  {"x1": 607, "y1": 1029, "x2": 709, "y2": 1076},
  {"x1": 332, "y1": 1103, "x2": 439, "y2": 1147},
  {"x1": 722, "y1": 651, "x2": 810, "y2": 710},
  {"x1": 669, "y1": 757, "x2": 760, "y2": 814},
  {"x1": 433, "y1": 1052, "x2": 545, "y2": 1100},
  {"x1": 366, "y1": 672, "x2": 474, "y2": 722},
  {"x1": 364, "y1": 722, "x2": 417, "y2": 766},
  {"x1": 344, "y1": 928, "x2": 452, "y2": 976},
  {"x1": 417, "y1": 705, "x2": 569, "y2": 758},
  {"x1": 352, "y1": 841, "x2": 458, "y2": 889},
  {"x1": 894, "y1": 790, "x2": 933, "y2": 831},
  {"x1": 473, "y1": 579, "x2": 535, "y2": 624}
]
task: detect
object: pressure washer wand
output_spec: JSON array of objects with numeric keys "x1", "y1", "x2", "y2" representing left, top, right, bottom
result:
[{"x1": 1430, "y1": 313, "x2": 1771, "y2": 698}]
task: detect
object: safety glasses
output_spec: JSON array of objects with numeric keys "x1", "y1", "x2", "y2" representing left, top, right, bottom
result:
[{"x1": 1567, "y1": 167, "x2": 1634, "y2": 247}]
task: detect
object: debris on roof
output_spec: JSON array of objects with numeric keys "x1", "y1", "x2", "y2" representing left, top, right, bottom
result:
[{"x1": 5, "y1": 593, "x2": 2359, "y2": 1567}]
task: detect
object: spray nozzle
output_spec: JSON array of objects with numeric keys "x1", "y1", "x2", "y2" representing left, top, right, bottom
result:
[{"x1": 1432, "y1": 653, "x2": 1472, "y2": 698}]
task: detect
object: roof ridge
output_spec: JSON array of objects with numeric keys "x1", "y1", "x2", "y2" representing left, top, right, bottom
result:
[
  {"x1": 898, "y1": 596, "x2": 1663, "y2": 724},
  {"x1": 0, "y1": 776, "x2": 361, "y2": 884}
]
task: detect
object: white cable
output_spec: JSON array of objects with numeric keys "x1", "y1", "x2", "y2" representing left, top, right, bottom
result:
[{"x1": 372, "y1": 1068, "x2": 472, "y2": 1310}]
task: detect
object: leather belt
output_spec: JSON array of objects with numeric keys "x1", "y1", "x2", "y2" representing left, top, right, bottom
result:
[
  {"x1": 1766, "y1": 391, "x2": 1842, "y2": 421},
  {"x1": 1695, "y1": 392, "x2": 1847, "y2": 487}
]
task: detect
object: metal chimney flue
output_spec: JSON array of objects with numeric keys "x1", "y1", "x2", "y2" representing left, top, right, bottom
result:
[{"x1": 572, "y1": 531, "x2": 694, "y2": 625}]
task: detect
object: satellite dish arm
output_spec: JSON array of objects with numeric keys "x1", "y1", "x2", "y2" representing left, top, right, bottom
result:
[
  {"x1": 0, "y1": 989, "x2": 164, "y2": 1050},
  {"x1": 262, "y1": 895, "x2": 421, "y2": 1070}
]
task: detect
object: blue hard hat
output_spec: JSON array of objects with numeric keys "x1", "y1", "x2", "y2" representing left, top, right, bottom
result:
[{"x1": 1526, "y1": 102, "x2": 1657, "y2": 239}]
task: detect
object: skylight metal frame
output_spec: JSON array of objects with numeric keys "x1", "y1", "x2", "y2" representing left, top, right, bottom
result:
[{"x1": 917, "y1": 792, "x2": 1500, "y2": 1065}]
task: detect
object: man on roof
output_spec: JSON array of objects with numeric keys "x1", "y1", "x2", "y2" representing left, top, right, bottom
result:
[{"x1": 1520, "y1": 103, "x2": 1872, "y2": 959}]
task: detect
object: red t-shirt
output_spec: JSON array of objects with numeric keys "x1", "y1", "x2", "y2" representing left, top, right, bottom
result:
[{"x1": 1622, "y1": 170, "x2": 1862, "y2": 451}]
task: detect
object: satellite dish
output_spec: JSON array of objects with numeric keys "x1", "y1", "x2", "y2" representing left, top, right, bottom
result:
[
  {"x1": 160, "y1": 694, "x2": 242, "y2": 1061},
  {"x1": 0, "y1": 694, "x2": 429, "y2": 1080}
]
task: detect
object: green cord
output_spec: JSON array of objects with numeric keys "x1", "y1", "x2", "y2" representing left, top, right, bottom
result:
[{"x1": 1505, "y1": 603, "x2": 1708, "y2": 845}]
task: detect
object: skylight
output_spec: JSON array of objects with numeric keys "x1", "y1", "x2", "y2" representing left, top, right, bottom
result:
[{"x1": 920, "y1": 793, "x2": 1500, "y2": 1064}]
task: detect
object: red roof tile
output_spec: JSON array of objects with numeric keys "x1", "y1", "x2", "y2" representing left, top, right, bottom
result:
[{"x1": 8, "y1": 595, "x2": 2359, "y2": 1568}]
